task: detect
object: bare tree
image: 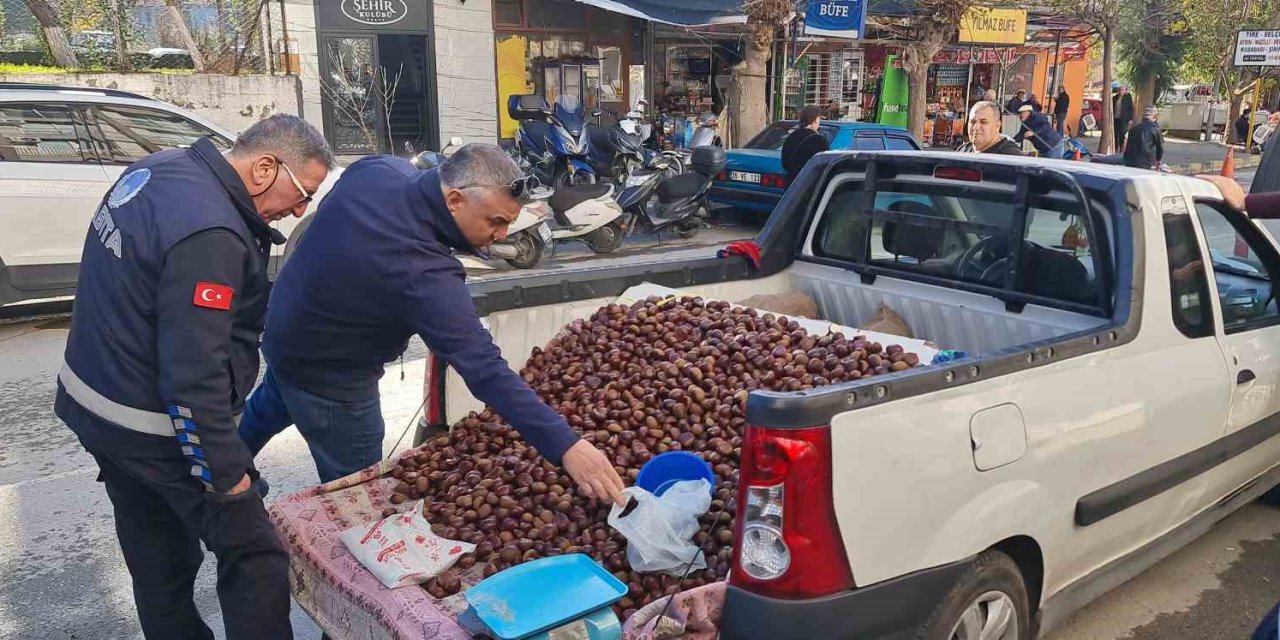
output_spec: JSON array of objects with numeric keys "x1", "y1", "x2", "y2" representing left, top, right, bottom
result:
[
  {"x1": 871, "y1": 0, "x2": 977, "y2": 140},
  {"x1": 730, "y1": 0, "x2": 791, "y2": 145},
  {"x1": 321, "y1": 47, "x2": 402, "y2": 153},
  {"x1": 1045, "y1": 0, "x2": 1144, "y2": 154},
  {"x1": 164, "y1": 0, "x2": 206, "y2": 71},
  {"x1": 22, "y1": 0, "x2": 78, "y2": 68}
]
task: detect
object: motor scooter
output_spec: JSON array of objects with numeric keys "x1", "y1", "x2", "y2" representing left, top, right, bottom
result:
[
  {"x1": 486, "y1": 184, "x2": 626, "y2": 268},
  {"x1": 616, "y1": 146, "x2": 726, "y2": 241},
  {"x1": 507, "y1": 94, "x2": 597, "y2": 188}
]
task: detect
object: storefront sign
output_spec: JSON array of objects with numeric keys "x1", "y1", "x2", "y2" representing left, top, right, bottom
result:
[
  {"x1": 1234, "y1": 30, "x2": 1280, "y2": 66},
  {"x1": 804, "y1": 0, "x2": 867, "y2": 40},
  {"x1": 958, "y1": 7, "x2": 1027, "y2": 45},
  {"x1": 933, "y1": 49, "x2": 1003, "y2": 65},
  {"x1": 317, "y1": 0, "x2": 430, "y2": 32},
  {"x1": 341, "y1": 0, "x2": 407, "y2": 25}
]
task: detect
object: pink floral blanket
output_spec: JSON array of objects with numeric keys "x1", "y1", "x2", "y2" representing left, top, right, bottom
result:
[{"x1": 268, "y1": 451, "x2": 726, "y2": 639}]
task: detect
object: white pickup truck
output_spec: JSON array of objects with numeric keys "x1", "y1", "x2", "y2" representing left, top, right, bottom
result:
[{"x1": 426, "y1": 151, "x2": 1280, "y2": 639}]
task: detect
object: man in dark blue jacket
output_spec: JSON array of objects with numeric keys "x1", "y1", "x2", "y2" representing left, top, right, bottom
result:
[
  {"x1": 1014, "y1": 104, "x2": 1065, "y2": 159},
  {"x1": 238, "y1": 144, "x2": 626, "y2": 505},
  {"x1": 54, "y1": 115, "x2": 333, "y2": 639}
]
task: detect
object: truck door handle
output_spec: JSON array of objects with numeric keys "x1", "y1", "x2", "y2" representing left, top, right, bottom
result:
[{"x1": 1238, "y1": 369, "x2": 1256, "y2": 385}]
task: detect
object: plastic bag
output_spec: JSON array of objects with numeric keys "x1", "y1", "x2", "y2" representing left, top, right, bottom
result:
[
  {"x1": 607, "y1": 479, "x2": 712, "y2": 576},
  {"x1": 339, "y1": 501, "x2": 476, "y2": 589}
]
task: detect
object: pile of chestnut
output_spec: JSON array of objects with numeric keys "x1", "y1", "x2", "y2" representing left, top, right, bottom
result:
[{"x1": 383, "y1": 296, "x2": 920, "y2": 618}]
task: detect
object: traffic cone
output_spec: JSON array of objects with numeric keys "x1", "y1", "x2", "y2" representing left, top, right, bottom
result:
[
  {"x1": 1222, "y1": 147, "x2": 1236, "y2": 178},
  {"x1": 1074, "y1": 148, "x2": 1082, "y2": 161}
]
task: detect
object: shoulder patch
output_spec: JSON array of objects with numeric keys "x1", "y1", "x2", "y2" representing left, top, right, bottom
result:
[{"x1": 108, "y1": 168, "x2": 151, "y2": 208}]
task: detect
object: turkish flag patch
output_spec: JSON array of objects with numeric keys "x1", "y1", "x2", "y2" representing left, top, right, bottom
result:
[{"x1": 193, "y1": 282, "x2": 234, "y2": 311}]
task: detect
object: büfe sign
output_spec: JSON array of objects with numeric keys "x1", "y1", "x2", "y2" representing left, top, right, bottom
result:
[
  {"x1": 1235, "y1": 30, "x2": 1280, "y2": 67},
  {"x1": 958, "y1": 7, "x2": 1027, "y2": 45}
]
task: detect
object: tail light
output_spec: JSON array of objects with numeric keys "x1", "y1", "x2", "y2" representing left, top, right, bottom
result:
[
  {"x1": 716, "y1": 170, "x2": 728, "y2": 181},
  {"x1": 731, "y1": 424, "x2": 854, "y2": 599},
  {"x1": 760, "y1": 174, "x2": 789, "y2": 189},
  {"x1": 934, "y1": 166, "x2": 982, "y2": 181}
]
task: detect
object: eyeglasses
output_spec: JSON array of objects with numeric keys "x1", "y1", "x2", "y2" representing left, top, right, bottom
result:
[
  {"x1": 458, "y1": 174, "x2": 542, "y2": 202},
  {"x1": 277, "y1": 159, "x2": 315, "y2": 205}
]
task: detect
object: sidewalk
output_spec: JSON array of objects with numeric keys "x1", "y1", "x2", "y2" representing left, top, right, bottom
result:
[{"x1": 1078, "y1": 133, "x2": 1263, "y2": 175}]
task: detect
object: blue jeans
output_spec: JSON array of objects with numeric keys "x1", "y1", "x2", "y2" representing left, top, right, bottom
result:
[{"x1": 238, "y1": 367, "x2": 384, "y2": 483}]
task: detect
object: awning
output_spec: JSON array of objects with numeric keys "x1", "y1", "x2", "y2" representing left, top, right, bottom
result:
[{"x1": 572, "y1": 0, "x2": 746, "y2": 26}]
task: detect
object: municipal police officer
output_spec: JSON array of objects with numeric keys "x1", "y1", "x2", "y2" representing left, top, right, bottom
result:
[{"x1": 54, "y1": 114, "x2": 333, "y2": 639}]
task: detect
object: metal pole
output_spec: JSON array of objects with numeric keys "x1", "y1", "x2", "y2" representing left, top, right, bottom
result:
[
  {"x1": 1049, "y1": 29, "x2": 1063, "y2": 117},
  {"x1": 279, "y1": 0, "x2": 291, "y2": 75},
  {"x1": 1247, "y1": 68, "x2": 1263, "y2": 153},
  {"x1": 265, "y1": 0, "x2": 275, "y2": 75}
]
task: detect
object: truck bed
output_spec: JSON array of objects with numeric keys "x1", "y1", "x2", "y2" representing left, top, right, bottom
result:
[{"x1": 442, "y1": 259, "x2": 1108, "y2": 425}]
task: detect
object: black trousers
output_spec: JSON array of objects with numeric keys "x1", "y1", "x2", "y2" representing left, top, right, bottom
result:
[
  {"x1": 91, "y1": 452, "x2": 293, "y2": 640},
  {"x1": 1115, "y1": 119, "x2": 1129, "y2": 150}
]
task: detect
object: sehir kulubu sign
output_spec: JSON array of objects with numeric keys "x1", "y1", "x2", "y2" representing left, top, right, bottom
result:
[
  {"x1": 958, "y1": 7, "x2": 1028, "y2": 45},
  {"x1": 317, "y1": 0, "x2": 429, "y2": 31}
]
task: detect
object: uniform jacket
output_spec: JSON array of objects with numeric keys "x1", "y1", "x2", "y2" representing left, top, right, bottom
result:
[{"x1": 56, "y1": 138, "x2": 282, "y2": 493}]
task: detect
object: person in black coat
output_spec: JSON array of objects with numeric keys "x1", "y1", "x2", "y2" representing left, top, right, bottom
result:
[
  {"x1": 782, "y1": 105, "x2": 830, "y2": 183},
  {"x1": 1236, "y1": 108, "x2": 1253, "y2": 144},
  {"x1": 1113, "y1": 86, "x2": 1135, "y2": 149},
  {"x1": 1005, "y1": 90, "x2": 1027, "y2": 116},
  {"x1": 1124, "y1": 106, "x2": 1164, "y2": 169},
  {"x1": 959, "y1": 101, "x2": 1024, "y2": 155},
  {"x1": 1054, "y1": 88, "x2": 1071, "y2": 136}
]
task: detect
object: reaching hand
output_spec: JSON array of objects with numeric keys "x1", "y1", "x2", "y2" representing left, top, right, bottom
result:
[
  {"x1": 1196, "y1": 174, "x2": 1246, "y2": 212},
  {"x1": 561, "y1": 440, "x2": 627, "y2": 506}
]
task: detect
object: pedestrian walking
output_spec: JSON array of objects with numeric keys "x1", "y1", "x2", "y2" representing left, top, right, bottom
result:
[
  {"x1": 54, "y1": 115, "x2": 334, "y2": 639},
  {"x1": 1054, "y1": 88, "x2": 1071, "y2": 136},
  {"x1": 958, "y1": 101, "x2": 1024, "y2": 155},
  {"x1": 1014, "y1": 104, "x2": 1065, "y2": 159},
  {"x1": 236, "y1": 144, "x2": 627, "y2": 506},
  {"x1": 782, "y1": 105, "x2": 830, "y2": 183},
  {"x1": 1123, "y1": 106, "x2": 1164, "y2": 170},
  {"x1": 1113, "y1": 85, "x2": 1135, "y2": 150}
]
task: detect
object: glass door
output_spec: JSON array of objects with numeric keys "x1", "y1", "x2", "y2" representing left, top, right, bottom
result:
[{"x1": 320, "y1": 35, "x2": 383, "y2": 154}]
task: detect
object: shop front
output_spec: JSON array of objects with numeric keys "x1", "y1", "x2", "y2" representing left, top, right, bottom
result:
[
  {"x1": 493, "y1": 0, "x2": 645, "y2": 139},
  {"x1": 313, "y1": 0, "x2": 439, "y2": 155}
]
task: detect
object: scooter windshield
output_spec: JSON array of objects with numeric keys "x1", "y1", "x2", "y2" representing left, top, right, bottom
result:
[{"x1": 554, "y1": 95, "x2": 587, "y2": 134}]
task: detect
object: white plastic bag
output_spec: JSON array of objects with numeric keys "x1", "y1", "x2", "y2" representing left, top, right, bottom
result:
[
  {"x1": 339, "y1": 501, "x2": 476, "y2": 589},
  {"x1": 607, "y1": 479, "x2": 712, "y2": 576}
]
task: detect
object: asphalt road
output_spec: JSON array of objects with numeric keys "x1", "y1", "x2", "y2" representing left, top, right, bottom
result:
[{"x1": 0, "y1": 171, "x2": 1272, "y2": 640}]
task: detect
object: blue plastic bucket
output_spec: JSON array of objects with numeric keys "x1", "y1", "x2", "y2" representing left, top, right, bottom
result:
[{"x1": 635, "y1": 451, "x2": 715, "y2": 496}]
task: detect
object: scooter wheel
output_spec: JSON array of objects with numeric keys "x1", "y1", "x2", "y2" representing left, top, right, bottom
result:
[
  {"x1": 504, "y1": 231, "x2": 545, "y2": 269},
  {"x1": 586, "y1": 220, "x2": 625, "y2": 254},
  {"x1": 554, "y1": 167, "x2": 597, "y2": 189}
]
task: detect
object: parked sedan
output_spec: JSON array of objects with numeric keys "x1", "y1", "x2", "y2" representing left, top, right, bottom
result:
[{"x1": 709, "y1": 121, "x2": 919, "y2": 214}]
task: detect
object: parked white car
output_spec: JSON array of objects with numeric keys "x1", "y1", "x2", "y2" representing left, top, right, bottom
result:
[
  {"x1": 0, "y1": 83, "x2": 336, "y2": 305},
  {"x1": 429, "y1": 152, "x2": 1280, "y2": 638}
]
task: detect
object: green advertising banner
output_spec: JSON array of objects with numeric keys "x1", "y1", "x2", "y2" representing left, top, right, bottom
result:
[{"x1": 878, "y1": 54, "x2": 909, "y2": 128}]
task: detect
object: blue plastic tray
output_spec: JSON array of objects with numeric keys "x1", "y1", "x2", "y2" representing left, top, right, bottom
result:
[{"x1": 461, "y1": 554, "x2": 627, "y2": 640}]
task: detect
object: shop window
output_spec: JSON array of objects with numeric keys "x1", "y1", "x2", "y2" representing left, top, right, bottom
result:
[
  {"x1": 528, "y1": 0, "x2": 587, "y2": 29},
  {"x1": 494, "y1": 0, "x2": 521, "y2": 25},
  {"x1": 596, "y1": 46, "x2": 623, "y2": 103}
]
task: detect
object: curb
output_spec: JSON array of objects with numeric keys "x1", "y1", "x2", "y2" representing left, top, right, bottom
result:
[{"x1": 1167, "y1": 154, "x2": 1263, "y2": 176}]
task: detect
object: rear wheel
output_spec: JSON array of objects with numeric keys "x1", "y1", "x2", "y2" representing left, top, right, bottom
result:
[
  {"x1": 503, "y1": 231, "x2": 545, "y2": 269},
  {"x1": 917, "y1": 551, "x2": 1030, "y2": 640},
  {"x1": 585, "y1": 220, "x2": 625, "y2": 253}
]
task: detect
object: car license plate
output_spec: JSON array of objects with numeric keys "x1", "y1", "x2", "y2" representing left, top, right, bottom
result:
[
  {"x1": 536, "y1": 222, "x2": 553, "y2": 244},
  {"x1": 730, "y1": 171, "x2": 761, "y2": 183}
]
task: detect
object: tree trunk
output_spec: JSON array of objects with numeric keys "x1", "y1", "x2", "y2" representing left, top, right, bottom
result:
[
  {"x1": 731, "y1": 28, "x2": 771, "y2": 146},
  {"x1": 108, "y1": 0, "x2": 129, "y2": 70},
  {"x1": 1100, "y1": 26, "x2": 1116, "y2": 155},
  {"x1": 22, "y1": 0, "x2": 78, "y2": 68},
  {"x1": 164, "y1": 0, "x2": 206, "y2": 71},
  {"x1": 902, "y1": 41, "x2": 942, "y2": 141},
  {"x1": 1136, "y1": 74, "x2": 1157, "y2": 120}
]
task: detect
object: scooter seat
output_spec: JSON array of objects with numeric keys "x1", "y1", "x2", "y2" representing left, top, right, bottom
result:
[
  {"x1": 657, "y1": 173, "x2": 705, "y2": 203},
  {"x1": 549, "y1": 183, "x2": 613, "y2": 214}
]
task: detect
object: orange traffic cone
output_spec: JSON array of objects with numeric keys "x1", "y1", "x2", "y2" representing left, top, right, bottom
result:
[
  {"x1": 1074, "y1": 148, "x2": 1082, "y2": 161},
  {"x1": 1222, "y1": 147, "x2": 1236, "y2": 178}
]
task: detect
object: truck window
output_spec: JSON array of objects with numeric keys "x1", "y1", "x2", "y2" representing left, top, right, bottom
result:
[
  {"x1": 1194, "y1": 202, "x2": 1280, "y2": 333},
  {"x1": 853, "y1": 135, "x2": 886, "y2": 151},
  {"x1": 1163, "y1": 212, "x2": 1213, "y2": 338},
  {"x1": 812, "y1": 179, "x2": 1104, "y2": 309}
]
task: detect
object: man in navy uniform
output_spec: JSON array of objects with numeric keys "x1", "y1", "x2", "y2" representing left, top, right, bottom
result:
[
  {"x1": 237, "y1": 144, "x2": 626, "y2": 506},
  {"x1": 54, "y1": 114, "x2": 333, "y2": 639}
]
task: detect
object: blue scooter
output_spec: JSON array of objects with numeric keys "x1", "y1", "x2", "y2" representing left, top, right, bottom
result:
[{"x1": 507, "y1": 94, "x2": 597, "y2": 188}]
